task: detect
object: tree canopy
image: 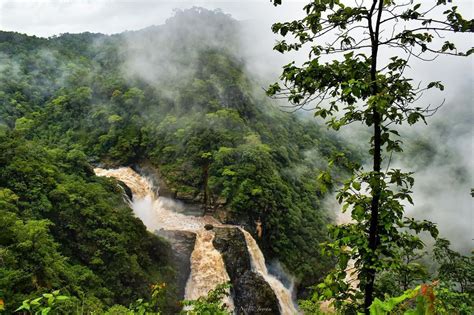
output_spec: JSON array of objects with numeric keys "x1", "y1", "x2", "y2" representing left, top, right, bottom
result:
[
  {"x1": 0, "y1": 8, "x2": 353, "y2": 311},
  {"x1": 268, "y1": 0, "x2": 473, "y2": 313}
]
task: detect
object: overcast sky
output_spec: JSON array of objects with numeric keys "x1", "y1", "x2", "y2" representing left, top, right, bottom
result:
[
  {"x1": 2, "y1": 0, "x2": 472, "y2": 38},
  {"x1": 0, "y1": 0, "x2": 309, "y2": 37}
]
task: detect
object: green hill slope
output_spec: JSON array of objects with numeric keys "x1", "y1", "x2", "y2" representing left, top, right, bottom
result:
[{"x1": 0, "y1": 8, "x2": 354, "y2": 311}]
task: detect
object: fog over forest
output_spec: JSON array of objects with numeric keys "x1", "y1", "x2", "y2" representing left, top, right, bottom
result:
[
  {"x1": 2, "y1": 0, "x2": 471, "y2": 252},
  {"x1": 0, "y1": 1, "x2": 473, "y2": 314}
]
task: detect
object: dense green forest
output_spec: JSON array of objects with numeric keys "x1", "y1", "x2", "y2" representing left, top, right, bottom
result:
[
  {"x1": 0, "y1": 133, "x2": 179, "y2": 312},
  {"x1": 1, "y1": 7, "x2": 472, "y2": 314},
  {"x1": 0, "y1": 8, "x2": 353, "y2": 312}
]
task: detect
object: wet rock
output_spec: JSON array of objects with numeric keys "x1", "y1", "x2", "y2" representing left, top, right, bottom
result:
[
  {"x1": 234, "y1": 270, "x2": 280, "y2": 315},
  {"x1": 117, "y1": 180, "x2": 133, "y2": 201},
  {"x1": 133, "y1": 161, "x2": 208, "y2": 216},
  {"x1": 213, "y1": 228, "x2": 251, "y2": 281},
  {"x1": 214, "y1": 206, "x2": 231, "y2": 223},
  {"x1": 132, "y1": 161, "x2": 175, "y2": 198},
  {"x1": 156, "y1": 230, "x2": 196, "y2": 300},
  {"x1": 213, "y1": 227, "x2": 280, "y2": 315}
]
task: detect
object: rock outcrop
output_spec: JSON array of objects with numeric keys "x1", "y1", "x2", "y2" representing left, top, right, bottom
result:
[
  {"x1": 213, "y1": 227, "x2": 280, "y2": 315},
  {"x1": 156, "y1": 229, "x2": 196, "y2": 299},
  {"x1": 117, "y1": 180, "x2": 133, "y2": 201}
]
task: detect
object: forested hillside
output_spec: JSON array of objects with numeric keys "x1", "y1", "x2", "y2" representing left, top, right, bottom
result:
[
  {"x1": 0, "y1": 134, "x2": 179, "y2": 312},
  {"x1": 0, "y1": 8, "x2": 353, "y2": 312}
]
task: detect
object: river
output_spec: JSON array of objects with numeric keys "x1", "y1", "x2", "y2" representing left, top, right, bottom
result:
[{"x1": 94, "y1": 167, "x2": 298, "y2": 314}]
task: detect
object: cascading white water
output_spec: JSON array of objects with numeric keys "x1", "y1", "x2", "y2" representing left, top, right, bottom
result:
[
  {"x1": 95, "y1": 167, "x2": 298, "y2": 314},
  {"x1": 95, "y1": 167, "x2": 152, "y2": 199},
  {"x1": 335, "y1": 210, "x2": 359, "y2": 289},
  {"x1": 317, "y1": 207, "x2": 359, "y2": 313},
  {"x1": 240, "y1": 229, "x2": 299, "y2": 315},
  {"x1": 94, "y1": 167, "x2": 221, "y2": 232},
  {"x1": 184, "y1": 230, "x2": 233, "y2": 308},
  {"x1": 94, "y1": 167, "x2": 233, "y2": 309}
]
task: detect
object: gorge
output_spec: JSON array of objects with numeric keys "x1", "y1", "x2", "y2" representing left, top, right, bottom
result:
[
  {"x1": 94, "y1": 167, "x2": 298, "y2": 314},
  {"x1": 0, "y1": 10, "x2": 341, "y2": 310},
  {"x1": 1, "y1": 4, "x2": 471, "y2": 314}
]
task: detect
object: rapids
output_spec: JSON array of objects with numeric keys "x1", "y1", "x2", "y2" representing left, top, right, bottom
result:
[
  {"x1": 94, "y1": 166, "x2": 298, "y2": 314},
  {"x1": 185, "y1": 230, "x2": 233, "y2": 309},
  {"x1": 241, "y1": 229, "x2": 298, "y2": 315}
]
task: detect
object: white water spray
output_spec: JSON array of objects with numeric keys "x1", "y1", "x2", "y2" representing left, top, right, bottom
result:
[
  {"x1": 95, "y1": 167, "x2": 298, "y2": 314},
  {"x1": 240, "y1": 229, "x2": 299, "y2": 315}
]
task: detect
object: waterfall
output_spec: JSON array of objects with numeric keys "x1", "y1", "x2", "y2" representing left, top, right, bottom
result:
[
  {"x1": 95, "y1": 167, "x2": 298, "y2": 314},
  {"x1": 240, "y1": 229, "x2": 299, "y2": 315},
  {"x1": 335, "y1": 210, "x2": 359, "y2": 289},
  {"x1": 94, "y1": 167, "x2": 234, "y2": 310},
  {"x1": 184, "y1": 230, "x2": 234, "y2": 309},
  {"x1": 94, "y1": 167, "x2": 221, "y2": 232},
  {"x1": 94, "y1": 167, "x2": 153, "y2": 199}
]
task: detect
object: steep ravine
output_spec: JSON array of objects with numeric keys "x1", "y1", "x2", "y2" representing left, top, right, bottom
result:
[{"x1": 94, "y1": 167, "x2": 298, "y2": 314}]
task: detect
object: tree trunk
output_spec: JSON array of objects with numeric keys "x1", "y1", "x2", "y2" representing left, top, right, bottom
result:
[
  {"x1": 364, "y1": 110, "x2": 381, "y2": 313},
  {"x1": 364, "y1": 1, "x2": 384, "y2": 312},
  {"x1": 202, "y1": 162, "x2": 210, "y2": 213}
]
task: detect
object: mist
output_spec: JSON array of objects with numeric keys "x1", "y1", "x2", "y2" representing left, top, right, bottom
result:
[
  {"x1": 328, "y1": 55, "x2": 473, "y2": 253},
  {"x1": 402, "y1": 85, "x2": 473, "y2": 253},
  {"x1": 3, "y1": 0, "x2": 472, "y2": 251},
  {"x1": 233, "y1": 2, "x2": 473, "y2": 252},
  {"x1": 119, "y1": 8, "x2": 239, "y2": 88}
]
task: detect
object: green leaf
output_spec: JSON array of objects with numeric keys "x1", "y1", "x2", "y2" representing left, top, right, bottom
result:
[
  {"x1": 352, "y1": 181, "x2": 361, "y2": 191},
  {"x1": 15, "y1": 301, "x2": 31, "y2": 312},
  {"x1": 31, "y1": 297, "x2": 42, "y2": 305}
]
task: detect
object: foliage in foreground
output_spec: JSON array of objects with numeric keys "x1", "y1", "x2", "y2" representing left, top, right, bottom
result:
[
  {"x1": 14, "y1": 290, "x2": 69, "y2": 315},
  {"x1": 301, "y1": 282, "x2": 472, "y2": 315},
  {"x1": 299, "y1": 238, "x2": 473, "y2": 314},
  {"x1": 9, "y1": 283, "x2": 231, "y2": 315},
  {"x1": 269, "y1": 0, "x2": 473, "y2": 312},
  {"x1": 369, "y1": 281, "x2": 472, "y2": 315},
  {"x1": 181, "y1": 283, "x2": 231, "y2": 315}
]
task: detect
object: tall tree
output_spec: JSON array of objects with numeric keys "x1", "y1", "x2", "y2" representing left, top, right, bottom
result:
[{"x1": 267, "y1": 0, "x2": 473, "y2": 313}]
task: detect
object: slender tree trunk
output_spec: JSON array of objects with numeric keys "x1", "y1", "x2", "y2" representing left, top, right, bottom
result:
[
  {"x1": 365, "y1": 110, "x2": 381, "y2": 313},
  {"x1": 202, "y1": 162, "x2": 210, "y2": 212},
  {"x1": 364, "y1": 1, "x2": 384, "y2": 312}
]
